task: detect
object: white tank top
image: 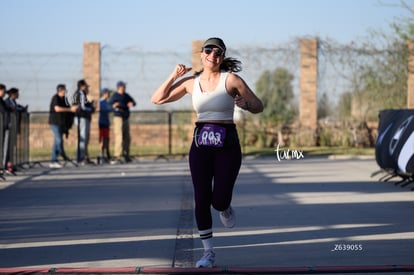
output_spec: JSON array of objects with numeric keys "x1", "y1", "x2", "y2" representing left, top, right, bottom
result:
[{"x1": 192, "y1": 72, "x2": 234, "y2": 121}]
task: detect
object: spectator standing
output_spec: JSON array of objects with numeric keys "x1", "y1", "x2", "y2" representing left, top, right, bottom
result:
[
  {"x1": 108, "y1": 81, "x2": 136, "y2": 163},
  {"x1": 5, "y1": 87, "x2": 27, "y2": 173},
  {"x1": 5, "y1": 87, "x2": 27, "y2": 113},
  {"x1": 0, "y1": 84, "x2": 12, "y2": 175},
  {"x1": 98, "y1": 88, "x2": 112, "y2": 163},
  {"x1": 48, "y1": 84, "x2": 78, "y2": 168},
  {"x1": 0, "y1": 84, "x2": 8, "y2": 113},
  {"x1": 72, "y1": 79, "x2": 95, "y2": 164}
]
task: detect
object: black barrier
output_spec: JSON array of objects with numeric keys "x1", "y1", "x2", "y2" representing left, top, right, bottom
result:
[
  {"x1": 29, "y1": 110, "x2": 247, "y2": 162},
  {"x1": 16, "y1": 112, "x2": 30, "y2": 167},
  {"x1": 0, "y1": 110, "x2": 247, "y2": 168},
  {"x1": 375, "y1": 109, "x2": 414, "y2": 186},
  {"x1": 0, "y1": 113, "x2": 3, "y2": 179},
  {"x1": 0, "y1": 111, "x2": 30, "y2": 178}
]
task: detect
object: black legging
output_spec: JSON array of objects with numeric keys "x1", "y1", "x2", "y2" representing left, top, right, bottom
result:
[{"x1": 189, "y1": 123, "x2": 242, "y2": 231}]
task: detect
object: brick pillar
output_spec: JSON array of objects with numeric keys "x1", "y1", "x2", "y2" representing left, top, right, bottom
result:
[
  {"x1": 407, "y1": 40, "x2": 414, "y2": 109},
  {"x1": 83, "y1": 42, "x2": 101, "y2": 104},
  {"x1": 299, "y1": 39, "x2": 318, "y2": 145},
  {"x1": 191, "y1": 40, "x2": 204, "y2": 124},
  {"x1": 83, "y1": 42, "x2": 101, "y2": 150},
  {"x1": 192, "y1": 40, "x2": 204, "y2": 74}
]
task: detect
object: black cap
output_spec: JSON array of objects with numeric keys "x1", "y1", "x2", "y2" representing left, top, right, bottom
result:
[
  {"x1": 202, "y1": 37, "x2": 226, "y2": 54},
  {"x1": 56, "y1": 84, "x2": 66, "y2": 91},
  {"x1": 77, "y1": 79, "x2": 88, "y2": 89},
  {"x1": 116, "y1": 80, "x2": 126, "y2": 87},
  {"x1": 7, "y1": 87, "x2": 19, "y2": 95}
]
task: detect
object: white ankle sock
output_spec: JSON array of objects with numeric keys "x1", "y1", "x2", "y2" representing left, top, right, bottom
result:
[{"x1": 199, "y1": 228, "x2": 213, "y2": 251}]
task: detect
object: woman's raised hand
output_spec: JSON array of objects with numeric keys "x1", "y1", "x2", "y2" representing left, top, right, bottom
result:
[{"x1": 173, "y1": 64, "x2": 192, "y2": 79}]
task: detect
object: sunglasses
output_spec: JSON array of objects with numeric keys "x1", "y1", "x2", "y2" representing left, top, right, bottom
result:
[{"x1": 203, "y1": 47, "x2": 224, "y2": 58}]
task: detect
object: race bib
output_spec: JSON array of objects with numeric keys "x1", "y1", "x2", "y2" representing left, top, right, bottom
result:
[{"x1": 196, "y1": 124, "x2": 227, "y2": 147}]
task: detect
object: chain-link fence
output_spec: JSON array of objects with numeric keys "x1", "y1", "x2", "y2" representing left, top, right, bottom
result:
[
  {"x1": 0, "y1": 37, "x2": 409, "y2": 155},
  {"x1": 0, "y1": 40, "x2": 303, "y2": 112}
]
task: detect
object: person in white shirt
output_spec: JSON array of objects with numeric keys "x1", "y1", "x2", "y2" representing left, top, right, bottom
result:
[{"x1": 152, "y1": 37, "x2": 263, "y2": 268}]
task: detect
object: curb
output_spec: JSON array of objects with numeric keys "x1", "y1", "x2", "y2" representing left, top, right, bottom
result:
[{"x1": 1, "y1": 264, "x2": 414, "y2": 274}]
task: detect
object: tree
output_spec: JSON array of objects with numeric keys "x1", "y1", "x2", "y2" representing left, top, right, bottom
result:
[
  {"x1": 317, "y1": 92, "x2": 332, "y2": 120},
  {"x1": 345, "y1": 41, "x2": 407, "y2": 121},
  {"x1": 327, "y1": 29, "x2": 408, "y2": 121},
  {"x1": 256, "y1": 68, "x2": 296, "y2": 122},
  {"x1": 253, "y1": 67, "x2": 297, "y2": 147},
  {"x1": 337, "y1": 91, "x2": 352, "y2": 120},
  {"x1": 391, "y1": 0, "x2": 414, "y2": 40},
  {"x1": 342, "y1": 1, "x2": 414, "y2": 121}
]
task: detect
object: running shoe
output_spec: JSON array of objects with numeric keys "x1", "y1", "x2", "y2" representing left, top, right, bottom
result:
[
  {"x1": 49, "y1": 162, "x2": 63, "y2": 169},
  {"x1": 220, "y1": 206, "x2": 236, "y2": 228},
  {"x1": 195, "y1": 249, "x2": 215, "y2": 268},
  {"x1": 110, "y1": 158, "x2": 123, "y2": 165}
]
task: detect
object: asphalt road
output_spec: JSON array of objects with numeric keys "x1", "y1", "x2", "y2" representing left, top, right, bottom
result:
[{"x1": 0, "y1": 155, "x2": 413, "y2": 274}]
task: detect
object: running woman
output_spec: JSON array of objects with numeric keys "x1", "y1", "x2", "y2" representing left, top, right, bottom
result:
[{"x1": 151, "y1": 37, "x2": 263, "y2": 268}]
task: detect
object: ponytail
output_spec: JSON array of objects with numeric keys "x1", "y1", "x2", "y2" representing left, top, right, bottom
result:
[
  {"x1": 220, "y1": 57, "x2": 242, "y2": 73},
  {"x1": 194, "y1": 57, "x2": 242, "y2": 75}
]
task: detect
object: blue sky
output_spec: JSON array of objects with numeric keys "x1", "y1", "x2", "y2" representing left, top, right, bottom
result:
[{"x1": 0, "y1": 0, "x2": 411, "y2": 53}]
